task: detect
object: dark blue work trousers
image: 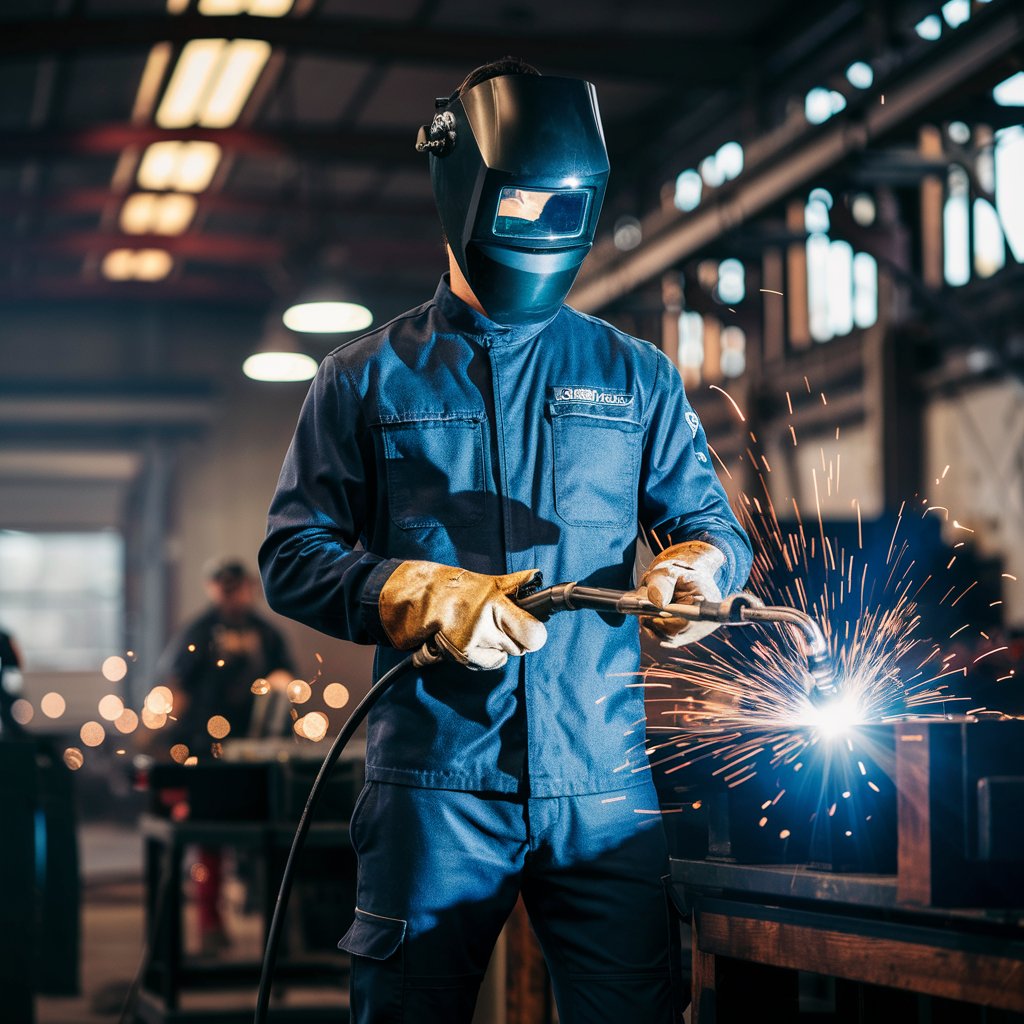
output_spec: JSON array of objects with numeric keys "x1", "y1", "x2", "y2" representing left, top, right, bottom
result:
[{"x1": 339, "y1": 779, "x2": 679, "y2": 1023}]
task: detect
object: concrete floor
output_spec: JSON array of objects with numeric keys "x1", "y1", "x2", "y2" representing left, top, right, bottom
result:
[{"x1": 34, "y1": 823, "x2": 346, "y2": 1024}]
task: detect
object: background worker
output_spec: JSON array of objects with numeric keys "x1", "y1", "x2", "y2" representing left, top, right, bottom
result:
[
  {"x1": 260, "y1": 58, "x2": 751, "y2": 1023},
  {"x1": 154, "y1": 557, "x2": 295, "y2": 953}
]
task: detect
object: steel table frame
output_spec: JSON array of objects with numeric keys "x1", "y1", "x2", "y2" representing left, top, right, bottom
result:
[{"x1": 672, "y1": 859, "x2": 1024, "y2": 1023}]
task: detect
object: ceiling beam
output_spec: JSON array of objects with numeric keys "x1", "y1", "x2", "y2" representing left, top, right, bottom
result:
[
  {"x1": 8, "y1": 229, "x2": 445, "y2": 267},
  {"x1": 17, "y1": 230, "x2": 285, "y2": 263},
  {"x1": 0, "y1": 107, "x2": 667, "y2": 168},
  {"x1": 0, "y1": 13, "x2": 752, "y2": 84},
  {"x1": 0, "y1": 275, "x2": 271, "y2": 305}
]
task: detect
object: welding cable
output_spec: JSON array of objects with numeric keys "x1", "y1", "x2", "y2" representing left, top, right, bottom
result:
[{"x1": 254, "y1": 651, "x2": 417, "y2": 1024}]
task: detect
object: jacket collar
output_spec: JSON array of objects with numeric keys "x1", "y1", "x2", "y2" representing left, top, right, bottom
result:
[{"x1": 432, "y1": 275, "x2": 559, "y2": 347}]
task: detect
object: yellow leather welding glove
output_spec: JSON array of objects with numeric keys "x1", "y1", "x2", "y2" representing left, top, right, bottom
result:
[
  {"x1": 638, "y1": 541, "x2": 725, "y2": 648},
  {"x1": 378, "y1": 562, "x2": 547, "y2": 671}
]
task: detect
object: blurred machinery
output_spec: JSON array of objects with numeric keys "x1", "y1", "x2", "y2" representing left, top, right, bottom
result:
[
  {"x1": 134, "y1": 742, "x2": 363, "y2": 1024},
  {"x1": 2, "y1": 739, "x2": 81, "y2": 1024}
]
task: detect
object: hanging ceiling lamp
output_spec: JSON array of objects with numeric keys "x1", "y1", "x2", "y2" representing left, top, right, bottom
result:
[
  {"x1": 282, "y1": 277, "x2": 373, "y2": 334},
  {"x1": 243, "y1": 325, "x2": 318, "y2": 382}
]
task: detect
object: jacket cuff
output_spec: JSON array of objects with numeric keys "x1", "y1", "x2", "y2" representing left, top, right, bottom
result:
[
  {"x1": 693, "y1": 533, "x2": 741, "y2": 594},
  {"x1": 360, "y1": 558, "x2": 405, "y2": 644}
]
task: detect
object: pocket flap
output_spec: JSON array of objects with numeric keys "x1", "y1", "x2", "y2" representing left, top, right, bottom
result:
[{"x1": 338, "y1": 908, "x2": 406, "y2": 960}]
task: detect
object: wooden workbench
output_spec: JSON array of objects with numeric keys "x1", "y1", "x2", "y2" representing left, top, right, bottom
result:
[{"x1": 672, "y1": 859, "x2": 1024, "y2": 1023}]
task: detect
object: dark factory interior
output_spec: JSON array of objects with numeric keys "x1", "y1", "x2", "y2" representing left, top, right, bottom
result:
[{"x1": 2, "y1": 0, "x2": 1023, "y2": 1022}]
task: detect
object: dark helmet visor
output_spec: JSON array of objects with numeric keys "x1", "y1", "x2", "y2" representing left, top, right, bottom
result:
[{"x1": 492, "y1": 187, "x2": 591, "y2": 241}]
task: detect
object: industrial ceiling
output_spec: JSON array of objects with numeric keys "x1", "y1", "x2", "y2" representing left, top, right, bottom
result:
[{"x1": 4, "y1": 0, "x2": 998, "y2": 328}]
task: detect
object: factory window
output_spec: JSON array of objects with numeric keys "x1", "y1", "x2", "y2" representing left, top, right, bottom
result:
[
  {"x1": 807, "y1": 233, "x2": 832, "y2": 341},
  {"x1": 716, "y1": 258, "x2": 746, "y2": 304},
  {"x1": 914, "y1": 15, "x2": 942, "y2": 41},
  {"x1": 973, "y1": 198, "x2": 1005, "y2": 278},
  {"x1": 994, "y1": 125, "x2": 1024, "y2": 262},
  {"x1": 941, "y1": 0, "x2": 970, "y2": 29},
  {"x1": 699, "y1": 154, "x2": 725, "y2": 188},
  {"x1": 804, "y1": 190, "x2": 879, "y2": 342},
  {"x1": 805, "y1": 88, "x2": 846, "y2": 126},
  {"x1": 678, "y1": 311, "x2": 705, "y2": 374},
  {"x1": 827, "y1": 240, "x2": 854, "y2": 338},
  {"x1": 853, "y1": 252, "x2": 879, "y2": 329},
  {"x1": 993, "y1": 72, "x2": 1024, "y2": 108},
  {"x1": 720, "y1": 326, "x2": 746, "y2": 378},
  {"x1": 805, "y1": 189, "x2": 832, "y2": 232},
  {"x1": 943, "y1": 166, "x2": 971, "y2": 287},
  {"x1": 715, "y1": 142, "x2": 744, "y2": 181},
  {"x1": 0, "y1": 531, "x2": 124, "y2": 672},
  {"x1": 674, "y1": 170, "x2": 702, "y2": 212},
  {"x1": 845, "y1": 61, "x2": 873, "y2": 90}
]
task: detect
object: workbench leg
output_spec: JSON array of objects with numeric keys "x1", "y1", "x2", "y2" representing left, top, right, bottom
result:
[
  {"x1": 692, "y1": 912, "x2": 799, "y2": 1024},
  {"x1": 691, "y1": 918, "x2": 716, "y2": 1024},
  {"x1": 163, "y1": 838, "x2": 183, "y2": 1011},
  {"x1": 835, "y1": 978, "x2": 920, "y2": 1023}
]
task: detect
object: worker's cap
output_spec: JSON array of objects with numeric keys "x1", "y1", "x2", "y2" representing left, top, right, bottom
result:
[{"x1": 203, "y1": 557, "x2": 252, "y2": 591}]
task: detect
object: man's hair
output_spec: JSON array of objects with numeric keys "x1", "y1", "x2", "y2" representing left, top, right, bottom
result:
[{"x1": 452, "y1": 56, "x2": 540, "y2": 100}]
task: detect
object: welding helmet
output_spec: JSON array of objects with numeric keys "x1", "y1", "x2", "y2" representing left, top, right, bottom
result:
[{"x1": 417, "y1": 71, "x2": 610, "y2": 325}]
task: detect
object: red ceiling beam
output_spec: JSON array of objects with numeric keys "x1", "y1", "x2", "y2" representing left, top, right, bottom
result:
[
  {"x1": 16, "y1": 230, "x2": 286, "y2": 263},
  {"x1": 0, "y1": 123, "x2": 419, "y2": 165},
  {"x1": 0, "y1": 186, "x2": 437, "y2": 222},
  {"x1": 0, "y1": 275, "x2": 272, "y2": 305},
  {"x1": 7, "y1": 229, "x2": 444, "y2": 266}
]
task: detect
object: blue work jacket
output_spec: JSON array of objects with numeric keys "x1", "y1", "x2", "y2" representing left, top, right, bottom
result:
[{"x1": 260, "y1": 276, "x2": 751, "y2": 797}]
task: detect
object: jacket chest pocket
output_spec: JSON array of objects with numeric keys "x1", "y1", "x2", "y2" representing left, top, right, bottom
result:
[
  {"x1": 549, "y1": 406, "x2": 641, "y2": 528},
  {"x1": 380, "y1": 412, "x2": 487, "y2": 530}
]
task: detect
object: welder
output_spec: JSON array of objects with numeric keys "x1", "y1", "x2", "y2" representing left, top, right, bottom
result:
[{"x1": 260, "y1": 57, "x2": 752, "y2": 1024}]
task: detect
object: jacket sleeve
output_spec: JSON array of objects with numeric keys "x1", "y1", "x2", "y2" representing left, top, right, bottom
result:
[
  {"x1": 638, "y1": 349, "x2": 753, "y2": 594},
  {"x1": 258, "y1": 355, "x2": 400, "y2": 643}
]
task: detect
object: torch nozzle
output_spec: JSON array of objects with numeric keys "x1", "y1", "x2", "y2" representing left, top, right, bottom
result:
[{"x1": 722, "y1": 598, "x2": 839, "y2": 701}]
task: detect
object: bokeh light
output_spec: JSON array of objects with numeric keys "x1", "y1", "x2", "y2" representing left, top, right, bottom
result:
[
  {"x1": 251, "y1": 678, "x2": 270, "y2": 695},
  {"x1": 63, "y1": 748, "x2": 84, "y2": 770},
  {"x1": 145, "y1": 686, "x2": 174, "y2": 715},
  {"x1": 170, "y1": 743, "x2": 190, "y2": 764},
  {"x1": 102, "y1": 656, "x2": 128, "y2": 682},
  {"x1": 11, "y1": 699, "x2": 33, "y2": 725},
  {"x1": 207, "y1": 715, "x2": 231, "y2": 739},
  {"x1": 287, "y1": 679, "x2": 312, "y2": 704},
  {"x1": 294, "y1": 711, "x2": 328, "y2": 742},
  {"x1": 41, "y1": 692, "x2": 66, "y2": 718},
  {"x1": 141, "y1": 707, "x2": 167, "y2": 730},
  {"x1": 115, "y1": 708, "x2": 140, "y2": 734},
  {"x1": 323, "y1": 683, "x2": 350, "y2": 709},
  {"x1": 98, "y1": 694, "x2": 125, "y2": 721},
  {"x1": 80, "y1": 721, "x2": 105, "y2": 747}
]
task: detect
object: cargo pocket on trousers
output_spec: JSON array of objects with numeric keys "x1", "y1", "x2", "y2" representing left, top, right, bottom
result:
[{"x1": 340, "y1": 908, "x2": 407, "y2": 1021}]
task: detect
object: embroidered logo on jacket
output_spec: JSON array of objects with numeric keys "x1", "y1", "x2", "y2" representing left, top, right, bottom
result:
[
  {"x1": 685, "y1": 411, "x2": 700, "y2": 438},
  {"x1": 555, "y1": 386, "x2": 633, "y2": 406}
]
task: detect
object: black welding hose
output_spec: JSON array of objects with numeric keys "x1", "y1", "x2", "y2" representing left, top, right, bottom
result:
[{"x1": 254, "y1": 652, "x2": 416, "y2": 1024}]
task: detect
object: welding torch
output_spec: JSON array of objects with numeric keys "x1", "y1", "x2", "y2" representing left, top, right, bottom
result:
[{"x1": 509, "y1": 581, "x2": 839, "y2": 702}]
